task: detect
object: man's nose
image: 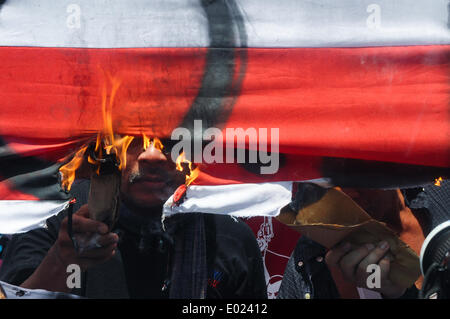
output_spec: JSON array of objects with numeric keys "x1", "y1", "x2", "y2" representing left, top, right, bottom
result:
[{"x1": 137, "y1": 144, "x2": 168, "y2": 164}]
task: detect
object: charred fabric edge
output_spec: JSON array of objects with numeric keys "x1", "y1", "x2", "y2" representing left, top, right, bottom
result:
[
  {"x1": 180, "y1": 0, "x2": 248, "y2": 136},
  {"x1": 0, "y1": 137, "x2": 69, "y2": 200},
  {"x1": 322, "y1": 157, "x2": 450, "y2": 189},
  {"x1": 290, "y1": 182, "x2": 328, "y2": 213}
]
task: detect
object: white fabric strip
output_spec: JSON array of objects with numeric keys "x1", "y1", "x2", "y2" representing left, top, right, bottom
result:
[
  {"x1": 357, "y1": 287, "x2": 382, "y2": 299},
  {"x1": 0, "y1": 200, "x2": 69, "y2": 234},
  {"x1": 0, "y1": 280, "x2": 82, "y2": 299},
  {"x1": 0, "y1": 0, "x2": 448, "y2": 48},
  {"x1": 163, "y1": 182, "x2": 293, "y2": 218}
]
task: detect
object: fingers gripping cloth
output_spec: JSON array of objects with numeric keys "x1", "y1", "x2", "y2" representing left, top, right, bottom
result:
[{"x1": 277, "y1": 184, "x2": 421, "y2": 289}]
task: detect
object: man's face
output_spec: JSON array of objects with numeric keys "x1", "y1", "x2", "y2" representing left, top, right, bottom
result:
[
  {"x1": 340, "y1": 188, "x2": 398, "y2": 221},
  {"x1": 120, "y1": 138, "x2": 185, "y2": 213}
]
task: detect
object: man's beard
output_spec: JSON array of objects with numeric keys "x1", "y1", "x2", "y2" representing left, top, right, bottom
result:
[
  {"x1": 121, "y1": 169, "x2": 185, "y2": 254},
  {"x1": 119, "y1": 192, "x2": 174, "y2": 256},
  {"x1": 125, "y1": 170, "x2": 179, "y2": 208},
  {"x1": 128, "y1": 169, "x2": 171, "y2": 185}
]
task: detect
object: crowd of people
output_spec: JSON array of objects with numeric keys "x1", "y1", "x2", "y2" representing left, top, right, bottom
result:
[{"x1": 0, "y1": 137, "x2": 445, "y2": 299}]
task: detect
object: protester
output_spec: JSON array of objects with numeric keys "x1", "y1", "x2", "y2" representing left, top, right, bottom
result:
[
  {"x1": 278, "y1": 186, "x2": 425, "y2": 299},
  {"x1": 0, "y1": 137, "x2": 267, "y2": 299}
]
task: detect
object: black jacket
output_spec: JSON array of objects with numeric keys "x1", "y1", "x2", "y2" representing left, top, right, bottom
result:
[{"x1": 0, "y1": 182, "x2": 266, "y2": 299}]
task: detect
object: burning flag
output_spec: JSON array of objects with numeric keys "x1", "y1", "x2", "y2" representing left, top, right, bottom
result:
[{"x1": 0, "y1": 0, "x2": 449, "y2": 233}]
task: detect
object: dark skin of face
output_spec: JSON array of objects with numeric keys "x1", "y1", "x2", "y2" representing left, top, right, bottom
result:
[
  {"x1": 120, "y1": 137, "x2": 185, "y2": 216},
  {"x1": 326, "y1": 187, "x2": 407, "y2": 298},
  {"x1": 340, "y1": 187, "x2": 403, "y2": 229}
]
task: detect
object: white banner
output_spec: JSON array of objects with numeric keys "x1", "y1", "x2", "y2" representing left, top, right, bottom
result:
[
  {"x1": 0, "y1": 200, "x2": 69, "y2": 234},
  {"x1": 0, "y1": 0, "x2": 448, "y2": 48},
  {"x1": 163, "y1": 182, "x2": 293, "y2": 218}
]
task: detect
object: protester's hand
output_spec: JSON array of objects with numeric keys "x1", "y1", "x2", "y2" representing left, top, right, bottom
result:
[
  {"x1": 51, "y1": 204, "x2": 119, "y2": 271},
  {"x1": 20, "y1": 205, "x2": 119, "y2": 292},
  {"x1": 325, "y1": 241, "x2": 406, "y2": 298}
]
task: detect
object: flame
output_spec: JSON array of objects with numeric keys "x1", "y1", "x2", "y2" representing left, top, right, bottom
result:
[
  {"x1": 94, "y1": 133, "x2": 102, "y2": 154},
  {"x1": 113, "y1": 135, "x2": 135, "y2": 171},
  {"x1": 92, "y1": 75, "x2": 135, "y2": 171},
  {"x1": 175, "y1": 151, "x2": 186, "y2": 171},
  {"x1": 152, "y1": 137, "x2": 164, "y2": 152},
  {"x1": 101, "y1": 76, "x2": 121, "y2": 149},
  {"x1": 142, "y1": 134, "x2": 164, "y2": 153},
  {"x1": 59, "y1": 74, "x2": 134, "y2": 190},
  {"x1": 434, "y1": 177, "x2": 443, "y2": 187},
  {"x1": 175, "y1": 151, "x2": 200, "y2": 186},
  {"x1": 60, "y1": 146, "x2": 88, "y2": 191},
  {"x1": 186, "y1": 167, "x2": 200, "y2": 186},
  {"x1": 143, "y1": 133, "x2": 151, "y2": 151}
]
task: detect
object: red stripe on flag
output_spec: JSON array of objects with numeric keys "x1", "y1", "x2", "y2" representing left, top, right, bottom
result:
[
  {"x1": 0, "y1": 180, "x2": 39, "y2": 200},
  {"x1": 0, "y1": 45, "x2": 448, "y2": 168},
  {"x1": 193, "y1": 155, "x2": 323, "y2": 185}
]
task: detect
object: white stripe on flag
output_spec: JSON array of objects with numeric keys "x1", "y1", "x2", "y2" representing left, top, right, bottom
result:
[
  {"x1": 0, "y1": 200, "x2": 69, "y2": 234},
  {"x1": 0, "y1": 0, "x2": 448, "y2": 48},
  {"x1": 163, "y1": 182, "x2": 293, "y2": 218}
]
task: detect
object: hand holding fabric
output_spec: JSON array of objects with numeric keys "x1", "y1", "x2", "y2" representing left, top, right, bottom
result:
[{"x1": 325, "y1": 241, "x2": 407, "y2": 298}]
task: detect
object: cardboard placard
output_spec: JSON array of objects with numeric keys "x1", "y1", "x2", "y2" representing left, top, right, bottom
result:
[{"x1": 277, "y1": 188, "x2": 421, "y2": 289}]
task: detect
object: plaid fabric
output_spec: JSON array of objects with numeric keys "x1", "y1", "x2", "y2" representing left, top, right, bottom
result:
[
  {"x1": 168, "y1": 214, "x2": 207, "y2": 299},
  {"x1": 277, "y1": 236, "x2": 340, "y2": 299},
  {"x1": 423, "y1": 180, "x2": 450, "y2": 229},
  {"x1": 403, "y1": 179, "x2": 450, "y2": 234}
]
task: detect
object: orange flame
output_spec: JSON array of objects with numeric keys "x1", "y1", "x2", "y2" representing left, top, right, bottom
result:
[
  {"x1": 186, "y1": 167, "x2": 200, "y2": 186},
  {"x1": 112, "y1": 136, "x2": 135, "y2": 171},
  {"x1": 101, "y1": 76, "x2": 120, "y2": 149},
  {"x1": 142, "y1": 134, "x2": 164, "y2": 153},
  {"x1": 434, "y1": 177, "x2": 443, "y2": 187},
  {"x1": 176, "y1": 151, "x2": 200, "y2": 186},
  {"x1": 59, "y1": 146, "x2": 88, "y2": 191},
  {"x1": 92, "y1": 75, "x2": 135, "y2": 171},
  {"x1": 143, "y1": 133, "x2": 151, "y2": 151},
  {"x1": 59, "y1": 74, "x2": 134, "y2": 191},
  {"x1": 175, "y1": 151, "x2": 186, "y2": 171},
  {"x1": 152, "y1": 137, "x2": 164, "y2": 152}
]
